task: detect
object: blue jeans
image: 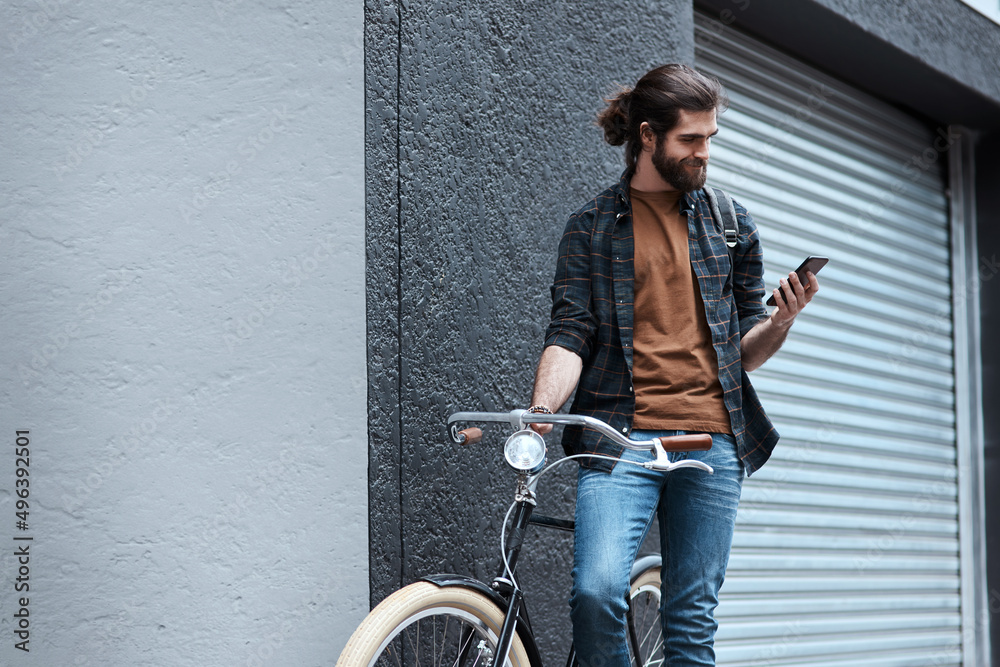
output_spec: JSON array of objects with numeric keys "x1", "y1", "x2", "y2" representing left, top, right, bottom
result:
[{"x1": 570, "y1": 430, "x2": 743, "y2": 667}]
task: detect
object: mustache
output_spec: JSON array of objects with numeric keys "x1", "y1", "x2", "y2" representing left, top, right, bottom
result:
[{"x1": 681, "y1": 158, "x2": 707, "y2": 168}]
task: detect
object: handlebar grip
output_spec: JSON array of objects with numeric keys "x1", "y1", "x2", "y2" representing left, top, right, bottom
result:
[
  {"x1": 455, "y1": 427, "x2": 483, "y2": 446},
  {"x1": 656, "y1": 434, "x2": 712, "y2": 452}
]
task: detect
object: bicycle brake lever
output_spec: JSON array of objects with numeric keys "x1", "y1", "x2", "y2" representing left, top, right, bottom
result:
[{"x1": 642, "y1": 459, "x2": 714, "y2": 474}]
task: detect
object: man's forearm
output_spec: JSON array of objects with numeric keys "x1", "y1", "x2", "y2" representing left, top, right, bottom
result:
[
  {"x1": 740, "y1": 317, "x2": 793, "y2": 372},
  {"x1": 531, "y1": 345, "x2": 583, "y2": 411}
]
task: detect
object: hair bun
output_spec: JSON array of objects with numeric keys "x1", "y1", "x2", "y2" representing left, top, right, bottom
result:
[{"x1": 597, "y1": 87, "x2": 631, "y2": 146}]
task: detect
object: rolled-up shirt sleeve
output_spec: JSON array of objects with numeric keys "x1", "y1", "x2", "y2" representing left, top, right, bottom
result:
[
  {"x1": 732, "y1": 204, "x2": 769, "y2": 338},
  {"x1": 544, "y1": 212, "x2": 598, "y2": 361}
]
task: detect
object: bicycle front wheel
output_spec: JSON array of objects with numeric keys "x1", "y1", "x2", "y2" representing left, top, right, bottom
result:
[
  {"x1": 628, "y1": 565, "x2": 663, "y2": 667},
  {"x1": 337, "y1": 581, "x2": 531, "y2": 667}
]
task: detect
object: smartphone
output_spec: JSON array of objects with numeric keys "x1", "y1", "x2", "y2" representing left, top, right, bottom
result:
[{"x1": 765, "y1": 256, "x2": 828, "y2": 306}]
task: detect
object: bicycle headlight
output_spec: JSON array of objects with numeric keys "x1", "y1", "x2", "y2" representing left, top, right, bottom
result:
[{"x1": 503, "y1": 429, "x2": 547, "y2": 474}]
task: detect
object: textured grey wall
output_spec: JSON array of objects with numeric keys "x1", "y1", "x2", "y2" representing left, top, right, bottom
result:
[
  {"x1": 366, "y1": 0, "x2": 693, "y2": 659},
  {"x1": 0, "y1": 1, "x2": 366, "y2": 665}
]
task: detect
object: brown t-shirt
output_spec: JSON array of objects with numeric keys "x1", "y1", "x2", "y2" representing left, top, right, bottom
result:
[{"x1": 630, "y1": 187, "x2": 732, "y2": 434}]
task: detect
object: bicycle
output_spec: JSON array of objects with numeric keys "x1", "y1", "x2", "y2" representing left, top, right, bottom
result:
[{"x1": 337, "y1": 409, "x2": 714, "y2": 667}]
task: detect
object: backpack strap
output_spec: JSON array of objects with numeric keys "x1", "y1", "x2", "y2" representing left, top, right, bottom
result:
[{"x1": 703, "y1": 186, "x2": 739, "y2": 290}]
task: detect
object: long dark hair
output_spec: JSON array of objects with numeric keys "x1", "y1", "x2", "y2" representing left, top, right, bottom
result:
[{"x1": 597, "y1": 64, "x2": 728, "y2": 173}]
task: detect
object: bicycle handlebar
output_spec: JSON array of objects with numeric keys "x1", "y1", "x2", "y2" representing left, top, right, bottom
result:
[{"x1": 447, "y1": 410, "x2": 713, "y2": 474}]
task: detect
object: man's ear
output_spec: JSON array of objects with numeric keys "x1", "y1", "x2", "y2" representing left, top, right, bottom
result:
[{"x1": 639, "y1": 122, "x2": 656, "y2": 152}]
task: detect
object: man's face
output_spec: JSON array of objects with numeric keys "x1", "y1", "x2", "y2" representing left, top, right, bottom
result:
[{"x1": 651, "y1": 109, "x2": 718, "y2": 192}]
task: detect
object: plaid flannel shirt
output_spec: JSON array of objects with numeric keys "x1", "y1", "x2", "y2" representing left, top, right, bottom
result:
[{"x1": 544, "y1": 171, "x2": 779, "y2": 475}]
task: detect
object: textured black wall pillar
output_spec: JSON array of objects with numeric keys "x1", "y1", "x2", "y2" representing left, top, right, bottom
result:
[
  {"x1": 366, "y1": 0, "x2": 404, "y2": 612},
  {"x1": 976, "y1": 129, "x2": 1000, "y2": 665},
  {"x1": 366, "y1": 0, "x2": 692, "y2": 657}
]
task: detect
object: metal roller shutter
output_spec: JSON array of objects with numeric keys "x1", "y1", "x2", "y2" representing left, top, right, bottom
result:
[{"x1": 695, "y1": 16, "x2": 963, "y2": 666}]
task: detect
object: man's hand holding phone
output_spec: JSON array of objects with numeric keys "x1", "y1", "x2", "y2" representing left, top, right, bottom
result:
[{"x1": 767, "y1": 256, "x2": 826, "y2": 326}]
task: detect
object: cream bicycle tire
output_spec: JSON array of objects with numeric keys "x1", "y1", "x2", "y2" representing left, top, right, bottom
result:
[{"x1": 337, "y1": 581, "x2": 531, "y2": 667}]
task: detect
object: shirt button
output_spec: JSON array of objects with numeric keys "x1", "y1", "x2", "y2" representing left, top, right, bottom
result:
[{"x1": 621, "y1": 427, "x2": 627, "y2": 433}]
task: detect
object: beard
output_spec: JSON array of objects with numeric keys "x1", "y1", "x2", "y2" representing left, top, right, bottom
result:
[{"x1": 652, "y1": 139, "x2": 708, "y2": 192}]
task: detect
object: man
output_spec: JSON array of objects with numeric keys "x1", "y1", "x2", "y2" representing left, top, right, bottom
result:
[{"x1": 529, "y1": 64, "x2": 819, "y2": 666}]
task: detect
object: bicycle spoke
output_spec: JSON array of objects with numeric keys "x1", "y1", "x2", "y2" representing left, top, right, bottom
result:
[
  {"x1": 438, "y1": 617, "x2": 450, "y2": 667},
  {"x1": 639, "y1": 620, "x2": 664, "y2": 667},
  {"x1": 403, "y1": 622, "x2": 419, "y2": 667},
  {"x1": 454, "y1": 625, "x2": 477, "y2": 667},
  {"x1": 628, "y1": 586, "x2": 665, "y2": 667},
  {"x1": 385, "y1": 642, "x2": 404, "y2": 667},
  {"x1": 637, "y1": 612, "x2": 659, "y2": 651},
  {"x1": 434, "y1": 616, "x2": 441, "y2": 667}
]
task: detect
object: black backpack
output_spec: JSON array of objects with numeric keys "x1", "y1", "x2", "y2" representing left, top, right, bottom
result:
[{"x1": 704, "y1": 186, "x2": 739, "y2": 291}]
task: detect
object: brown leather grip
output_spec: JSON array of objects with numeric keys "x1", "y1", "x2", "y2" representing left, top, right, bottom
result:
[
  {"x1": 656, "y1": 434, "x2": 712, "y2": 452},
  {"x1": 456, "y1": 427, "x2": 483, "y2": 446}
]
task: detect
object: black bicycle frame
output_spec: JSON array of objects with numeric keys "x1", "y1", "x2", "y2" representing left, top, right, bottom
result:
[
  {"x1": 491, "y1": 498, "x2": 535, "y2": 665},
  {"x1": 422, "y1": 495, "x2": 651, "y2": 667}
]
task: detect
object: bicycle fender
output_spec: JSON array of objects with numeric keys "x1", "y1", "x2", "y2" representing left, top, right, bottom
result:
[
  {"x1": 421, "y1": 573, "x2": 507, "y2": 605},
  {"x1": 630, "y1": 554, "x2": 661, "y2": 583},
  {"x1": 421, "y1": 574, "x2": 543, "y2": 667}
]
